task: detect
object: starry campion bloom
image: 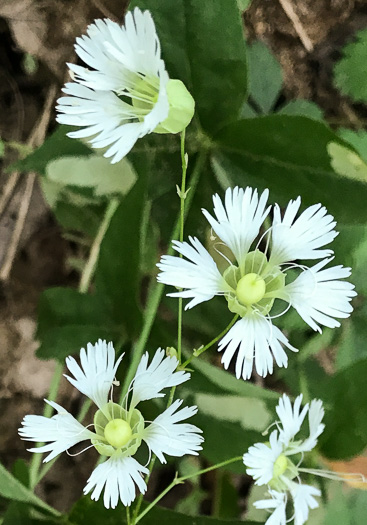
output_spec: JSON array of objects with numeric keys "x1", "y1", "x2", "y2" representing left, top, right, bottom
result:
[
  {"x1": 19, "y1": 340, "x2": 203, "y2": 509},
  {"x1": 157, "y1": 186, "x2": 356, "y2": 379},
  {"x1": 56, "y1": 8, "x2": 195, "y2": 163},
  {"x1": 243, "y1": 394, "x2": 326, "y2": 525}
]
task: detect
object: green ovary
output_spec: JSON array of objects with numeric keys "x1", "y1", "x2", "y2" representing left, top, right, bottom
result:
[
  {"x1": 236, "y1": 273, "x2": 266, "y2": 305},
  {"x1": 273, "y1": 454, "x2": 288, "y2": 478},
  {"x1": 104, "y1": 419, "x2": 133, "y2": 449},
  {"x1": 223, "y1": 250, "x2": 285, "y2": 317}
]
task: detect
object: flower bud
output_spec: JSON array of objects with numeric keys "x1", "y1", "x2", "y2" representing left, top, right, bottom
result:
[{"x1": 154, "y1": 79, "x2": 195, "y2": 134}]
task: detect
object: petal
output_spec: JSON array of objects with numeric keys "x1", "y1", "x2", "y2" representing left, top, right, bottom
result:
[
  {"x1": 276, "y1": 394, "x2": 309, "y2": 447},
  {"x1": 18, "y1": 400, "x2": 95, "y2": 463},
  {"x1": 243, "y1": 430, "x2": 282, "y2": 486},
  {"x1": 202, "y1": 186, "x2": 270, "y2": 266},
  {"x1": 130, "y1": 348, "x2": 190, "y2": 407},
  {"x1": 143, "y1": 399, "x2": 204, "y2": 463},
  {"x1": 64, "y1": 339, "x2": 123, "y2": 410},
  {"x1": 285, "y1": 258, "x2": 356, "y2": 333},
  {"x1": 218, "y1": 316, "x2": 297, "y2": 380},
  {"x1": 291, "y1": 483, "x2": 320, "y2": 525},
  {"x1": 270, "y1": 198, "x2": 337, "y2": 265},
  {"x1": 290, "y1": 399, "x2": 325, "y2": 454},
  {"x1": 84, "y1": 453, "x2": 148, "y2": 508},
  {"x1": 157, "y1": 236, "x2": 227, "y2": 310}
]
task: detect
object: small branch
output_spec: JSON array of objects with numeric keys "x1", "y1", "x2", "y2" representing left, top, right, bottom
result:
[
  {"x1": 278, "y1": 0, "x2": 314, "y2": 52},
  {"x1": 0, "y1": 85, "x2": 58, "y2": 281}
]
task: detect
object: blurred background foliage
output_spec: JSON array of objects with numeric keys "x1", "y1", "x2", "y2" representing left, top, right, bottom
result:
[{"x1": 1, "y1": 0, "x2": 367, "y2": 523}]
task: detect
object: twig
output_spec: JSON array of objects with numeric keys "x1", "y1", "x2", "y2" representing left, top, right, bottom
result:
[
  {"x1": 0, "y1": 85, "x2": 57, "y2": 281},
  {"x1": 0, "y1": 172, "x2": 36, "y2": 281},
  {"x1": 278, "y1": 0, "x2": 314, "y2": 52}
]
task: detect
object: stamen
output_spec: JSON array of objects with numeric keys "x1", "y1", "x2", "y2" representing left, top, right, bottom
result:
[
  {"x1": 66, "y1": 443, "x2": 96, "y2": 457},
  {"x1": 299, "y1": 468, "x2": 367, "y2": 483}
]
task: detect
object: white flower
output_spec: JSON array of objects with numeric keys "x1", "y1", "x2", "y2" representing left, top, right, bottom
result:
[
  {"x1": 243, "y1": 394, "x2": 325, "y2": 524},
  {"x1": 57, "y1": 9, "x2": 194, "y2": 163},
  {"x1": 19, "y1": 341, "x2": 203, "y2": 508},
  {"x1": 157, "y1": 186, "x2": 355, "y2": 379}
]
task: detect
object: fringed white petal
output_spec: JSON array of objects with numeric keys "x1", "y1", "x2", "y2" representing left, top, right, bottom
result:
[
  {"x1": 84, "y1": 453, "x2": 148, "y2": 508},
  {"x1": 291, "y1": 483, "x2": 320, "y2": 525},
  {"x1": 157, "y1": 236, "x2": 227, "y2": 310},
  {"x1": 130, "y1": 348, "x2": 190, "y2": 407},
  {"x1": 202, "y1": 186, "x2": 270, "y2": 266},
  {"x1": 143, "y1": 399, "x2": 203, "y2": 463},
  {"x1": 218, "y1": 316, "x2": 297, "y2": 380},
  {"x1": 285, "y1": 258, "x2": 356, "y2": 333},
  {"x1": 64, "y1": 339, "x2": 123, "y2": 410},
  {"x1": 277, "y1": 394, "x2": 308, "y2": 448},
  {"x1": 290, "y1": 399, "x2": 325, "y2": 454},
  {"x1": 254, "y1": 491, "x2": 287, "y2": 525},
  {"x1": 243, "y1": 430, "x2": 282, "y2": 486},
  {"x1": 18, "y1": 401, "x2": 95, "y2": 463},
  {"x1": 270, "y1": 198, "x2": 337, "y2": 265}
]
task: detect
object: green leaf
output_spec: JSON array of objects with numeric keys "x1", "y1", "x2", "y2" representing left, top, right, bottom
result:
[
  {"x1": 187, "y1": 352, "x2": 279, "y2": 401},
  {"x1": 46, "y1": 155, "x2": 137, "y2": 198},
  {"x1": 247, "y1": 41, "x2": 283, "y2": 114},
  {"x1": 70, "y1": 497, "x2": 259, "y2": 525},
  {"x1": 94, "y1": 175, "x2": 146, "y2": 336},
  {"x1": 0, "y1": 462, "x2": 60, "y2": 517},
  {"x1": 327, "y1": 142, "x2": 367, "y2": 182},
  {"x1": 338, "y1": 128, "x2": 367, "y2": 162},
  {"x1": 196, "y1": 413, "x2": 257, "y2": 474},
  {"x1": 36, "y1": 324, "x2": 121, "y2": 361},
  {"x1": 334, "y1": 28, "x2": 367, "y2": 103},
  {"x1": 36, "y1": 288, "x2": 122, "y2": 361},
  {"x1": 277, "y1": 99, "x2": 324, "y2": 120},
  {"x1": 214, "y1": 115, "x2": 367, "y2": 223},
  {"x1": 9, "y1": 125, "x2": 92, "y2": 175},
  {"x1": 317, "y1": 358, "x2": 367, "y2": 459},
  {"x1": 2, "y1": 502, "x2": 61, "y2": 525},
  {"x1": 130, "y1": 0, "x2": 247, "y2": 132},
  {"x1": 194, "y1": 393, "x2": 271, "y2": 432}
]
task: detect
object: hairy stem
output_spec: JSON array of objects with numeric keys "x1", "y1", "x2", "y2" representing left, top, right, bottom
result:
[
  {"x1": 120, "y1": 150, "x2": 206, "y2": 399},
  {"x1": 181, "y1": 314, "x2": 239, "y2": 369},
  {"x1": 135, "y1": 456, "x2": 243, "y2": 524}
]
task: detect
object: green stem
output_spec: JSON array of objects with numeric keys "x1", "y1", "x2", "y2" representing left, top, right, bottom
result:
[
  {"x1": 131, "y1": 137, "x2": 197, "y2": 525},
  {"x1": 120, "y1": 150, "x2": 206, "y2": 399},
  {"x1": 126, "y1": 505, "x2": 131, "y2": 525},
  {"x1": 28, "y1": 361, "x2": 64, "y2": 489},
  {"x1": 79, "y1": 198, "x2": 119, "y2": 294},
  {"x1": 177, "y1": 129, "x2": 187, "y2": 363},
  {"x1": 30, "y1": 199, "x2": 119, "y2": 488},
  {"x1": 135, "y1": 456, "x2": 242, "y2": 524},
  {"x1": 181, "y1": 314, "x2": 239, "y2": 369}
]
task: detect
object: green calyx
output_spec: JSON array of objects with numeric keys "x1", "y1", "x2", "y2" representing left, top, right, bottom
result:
[
  {"x1": 91, "y1": 402, "x2": 144, "y2": 457},
  {"x1": 223, "y1": 250, "x2": 285, "y2": 317},
  {"x1": 154, "y1": 79, "x2": 195, "y2": 134}
]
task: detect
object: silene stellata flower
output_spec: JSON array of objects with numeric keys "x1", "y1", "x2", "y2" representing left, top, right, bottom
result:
[
  {"x1": 19, "y1": 340, "x2": 203, "y2": 509},
  {"x1": 56, "y1": 8, "x2": 195, "y2": 163},
  {"x1": 157, "y1": 186, "x2": 356, "y2": 380},
  {"x1": 243, "y1": 394, "x2": 349, "y2": 525}
]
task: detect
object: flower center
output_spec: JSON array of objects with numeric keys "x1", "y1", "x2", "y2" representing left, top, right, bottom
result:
[
  {"x1": 273, "y1": 454, "x2": 288, "y2": 479},
  {"x1": 104, "y1": 418, "x2": 132, "y2": 449},
  {"x1": 236, "y1": 273, "x2": 266, "y2": 305}
]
